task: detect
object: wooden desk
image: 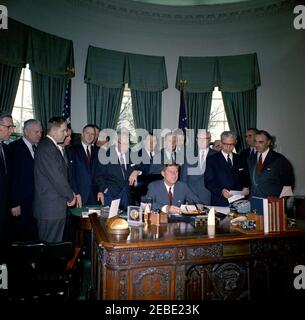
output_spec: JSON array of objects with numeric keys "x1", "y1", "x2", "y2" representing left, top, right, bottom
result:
[{"x1": 89, "y1": 214, "x2": 305, "y2": 300}]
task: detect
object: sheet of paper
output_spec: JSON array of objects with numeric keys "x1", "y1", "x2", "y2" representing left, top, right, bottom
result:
[
  {"x1": 108, "y1": 199, "x2": 120, "y2": 219},
  {"x1": 228, "y1": 194, "x2": 244, "y2": 204},
  {"x1": 230, "y1": 190, "x2": 243, "y2": 196},
  {"x1": 280, "y1": 186, "x2": 293, "y2": 198},
  {"x1": 180, "y1": 204, "x2": 197, "y2": 212},
  {"x1": 205, "y1": 206, "x2": 230, "y2": 215}
]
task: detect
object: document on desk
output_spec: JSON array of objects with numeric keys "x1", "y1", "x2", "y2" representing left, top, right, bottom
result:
[
  {"x1": 205, "y1": 206, "x2": 230, "y2": 215},
  {"x1": 108, "y1": 199, "x2": 121, "y2": 218},
  {"x1": 180, "y1": 204, "x2": 197, "y2": 212},
  {"x1": 228, "y1": 190, "x2": 244, "y2": 204}
]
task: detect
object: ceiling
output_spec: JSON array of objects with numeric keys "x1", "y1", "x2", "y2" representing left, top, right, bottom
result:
[{"x1": 131, "y1": 0, "x2": 252, "y2": 6}]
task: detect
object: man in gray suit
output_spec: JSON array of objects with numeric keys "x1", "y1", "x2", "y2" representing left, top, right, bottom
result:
[
  {"x1": 34, "y1": 117, "x2": 75, "y2": 243},
  {"x1": 181, "y1": 129, "x2": 216, "y2": 205},
  {"x1": 146, "y1": 163, "x2": 202, "y2": 214}
]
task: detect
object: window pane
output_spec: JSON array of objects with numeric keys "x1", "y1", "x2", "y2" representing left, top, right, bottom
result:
[
  {"x1": 24, "y1": 65, "x2": 31, "y2": 81},
  {"x1": 12, "y1": 107, "x2": 22, "y2": 133},
  {"x1": 14, "y1": 81, "x2": 23, "y2": 107},
  {"x1": 22, "y1": 108, "x2": 34, "y2": 122},
  {"x1": 23, "y1": 81, "x2": 32, "y2": 108}
]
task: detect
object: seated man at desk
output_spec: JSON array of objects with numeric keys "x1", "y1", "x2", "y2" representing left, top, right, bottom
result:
[{"x1": 146, "y1": 163, "x2": 203, "y2": 214}]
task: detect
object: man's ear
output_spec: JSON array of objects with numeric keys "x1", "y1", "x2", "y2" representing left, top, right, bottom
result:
[{"x1": 161, "y1": 170, "x2": 165, "y2": 178}]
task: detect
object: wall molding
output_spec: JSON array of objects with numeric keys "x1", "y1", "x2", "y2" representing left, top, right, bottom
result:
[{"x1": 66, "y1": 0, "x2": 297, "y2": 25}]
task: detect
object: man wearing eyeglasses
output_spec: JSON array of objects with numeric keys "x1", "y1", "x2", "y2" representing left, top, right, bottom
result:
[
  {"x1": 204, "y1": 131, "x2": 250, "y2": 206},
  {"x1": 0, "y1": 112, "x2": 15, "y2": 252}
]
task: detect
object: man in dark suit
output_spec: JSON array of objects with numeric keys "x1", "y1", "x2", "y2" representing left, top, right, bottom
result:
[
  {"x1": 9, "y1": 119, "x2": 43, "y2": 241},
  {"x1": 181, "y1": 130, "x2": 216, "y2": 205},
  {"x1": 239, "y1": 128, "x2": 258, "y2": 166},
  {"x1": 147, "y1": 163, "x2": 202, "y2": 213},
  {"x1": 34, "y1": 117, "x2": 75, "y2": 243},
  {"x1": 95, "y1": 129, "x2": 141, "y2": 210},
  {"x1": 204, "y1": 131, "x2": 250, "y2": 206},
  {"x1": 70, "y1": 124, "x2": 99, "y2": 208},
  {"x1": 0, "y1": 113, "x2": 15, "y2": 254},
  {"x1": 249, "y1": 130, "x2": 294, "y2": 198}
]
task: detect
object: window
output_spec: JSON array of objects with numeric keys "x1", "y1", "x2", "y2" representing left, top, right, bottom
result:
[
  {"x1": 116, "y1": 85, "x2": 137, "y2": 144},
  {"x1": 12, "y1": 65, "x2": 34, "y2": 134},
  {"x1": 208, "y1": 87, "x2": 230, "y2": 141}
]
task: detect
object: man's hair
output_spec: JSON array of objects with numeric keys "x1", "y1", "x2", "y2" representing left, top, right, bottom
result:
[
  {"x1": 0, "y1": 112, "x2": 12, "y2": 123},
  {"x1": 47, "y1": 116, "x2": 66, "y2": 132},
  {"x1": 83, "y1": 124, "x2": 95, "y2": 132},
  {"x1": 247, "y1": 128, "x2": 258, "y2": 134},
  {"x1": 23, "y1": 119, "x2": 41, "y2": 131},
  {"x1": 221, "y1": 131, "x2": 237, "y2": 140},
  {"x1": 163, "y1": 162, "x2": 179, "y2": 171},
  {"x1": 255, "y1": 130, "x2": 275, "y2": 149}
]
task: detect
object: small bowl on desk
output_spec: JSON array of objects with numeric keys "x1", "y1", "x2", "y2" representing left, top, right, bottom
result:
[{"x1": 106, "y1": 215, "x2": 130, "y2": 235}]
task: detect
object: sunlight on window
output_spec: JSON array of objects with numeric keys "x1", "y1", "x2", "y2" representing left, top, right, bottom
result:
[
  {"x1": 116, "y1": 86, "x2": 137, "y2": 144},
  {"x1": 208, "y1": 87, "x2": 230, "y2": 141},
  {"x1": 12, "y1": 65, "x2": 34, "y2": 134}
]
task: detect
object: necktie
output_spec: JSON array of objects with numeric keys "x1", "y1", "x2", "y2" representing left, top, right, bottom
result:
[
  {"x1": 86, "y1": 145, "x2": 91, "y2": 163},
  {"x1": 257, "y1": 153, "x2": 263, "y2": 174},
  {"x1": 32, "y1": 144, "x2": 37, "y2": 154},
  {"x1": 120, "y1": 154, "x2": 127, "y2": 179},
  {"x1": 168, "y1": 187, "x2": 173, "y2": 206},
  {"x1": 149, "y1": 152, "x2": 153, "y2": 164},
  {"x1": 0, "y1": 142, "x2": 7, "y2": 174},
  {"x1": 171, "y1": 152, "x2": 176, "y2": 162},
  {"x1": 227, "y1": 154, "x2": 233, "y2": 168}
]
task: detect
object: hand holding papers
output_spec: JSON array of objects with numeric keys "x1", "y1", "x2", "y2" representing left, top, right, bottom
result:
[{"x1": 228, "y1": 190, "x2": 245, "y2": 204}]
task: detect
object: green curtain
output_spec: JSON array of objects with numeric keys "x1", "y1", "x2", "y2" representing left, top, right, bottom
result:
[
  {"x1": 131, "y1": 90, "x2": 161, "y2": 131},
  {"x1": 222, "y1": 89, "x2": 257, "y2": 152},
  {"x1": 87, "y1": 83, "x2": 123, "y2": 129},
  {"x1": 185, "y1": 91, "x2": 213, "y2": 151},
  {"x1": 0, "y1": 18, "x2": 28, "y2": 114},
  {"x1": 31, "y1": 73, "x2": 68, "y2": 130},
  {"x1": 27, "y1": 28, "x2": 74, "y2": 129},
  {"x1": 0, "y1": 63, "x2": 22, "y2": 113}
]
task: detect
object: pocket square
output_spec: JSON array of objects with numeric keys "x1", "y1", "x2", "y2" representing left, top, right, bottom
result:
[
  {"x1": 238, "y1": 168, "x2": 244, "y2": 171},
  {"x1": 267, "y1": 168, "x2": 271, "y2": 171},
  {"x1": 130, "y1": 163, "x2": 136, "y2": 167}
]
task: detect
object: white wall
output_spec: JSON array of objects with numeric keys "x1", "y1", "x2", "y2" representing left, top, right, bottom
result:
[{"x1": 4, "y1": 0, "x2": 305, "y2": 194}]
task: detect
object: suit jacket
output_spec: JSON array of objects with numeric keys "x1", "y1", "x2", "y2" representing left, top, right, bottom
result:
[
  {"x1": 249, "y1": 150, "x2": 294, "y2": 198},
  {"x1": 147, "y1": 180, "x2": 201, "y2": 211},
  {"x1": 0, "y1": 142, "x2": 10, "y2": 244},
  {"x1": 70, "y1": 144, "x2": 99, "y2": 205},
  {"x1": 95, "y1": 146, "x2": 138, "y2": 200},
  {"x1": 204, "y1": 151, "x2": 250, "y2": 206},
  {"x1": 181, "y1": 148, "x2": 216, "y2": 205},
  {"x1": 33, "y1": 137, "x2": 74, "y2": 220},
  {"x1": 8, "y1": 138, "x2": 35, "y2": 211}
]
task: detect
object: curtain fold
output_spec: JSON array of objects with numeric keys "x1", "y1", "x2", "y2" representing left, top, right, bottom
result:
[
  {"x1": 222, "y1": 89, "x2": 257, "y2": 152},
  {"x1": 87, "y1": 83, "x2": 123, "y2": 130},
  {"x1": 0, "y1": 63, "x2": 22, "y2": 113},
  {"x1": 185, "y1": 91, "x2": 213, "y2": 150},
  {"x1": 131, "y1": 89, "x2": 162, "y2": 131},
  {"x1": 31, "y1": 72, "x2": 68, "y2": 130}
]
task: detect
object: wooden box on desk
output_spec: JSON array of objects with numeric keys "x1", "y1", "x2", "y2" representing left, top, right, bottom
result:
[{"x1": 149, "y1": 212, "x2": 168, "y2": 225}]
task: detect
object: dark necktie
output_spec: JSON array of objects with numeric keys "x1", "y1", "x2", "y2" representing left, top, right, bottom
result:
[
  {"x1": 168, "y1": 187, "x2": 173, "y2": 206},
  {"x1": 32, "y1": 144, "x2": 37, "y2": 154},
  {"x1": 86, "y1": 145, "x2": 91, "y2": 163},
  {"x1": 120, "y1": 154, "x2": 127, "y2": 179},
  {"x1": 0, "y1": 142, "x2": 7, "y2": 174},
  {"x1": 149, "y1": 152, "x2": 153, "y2": 164},
  {"x1": 171, "y1": 152, "x2": 176, "y2": 162},
  {"x1": 257, "y1": 153, "x2": 263, "y2": 174},
  {"x1": 227, "y1": 154, "x2": 233, "y2": 168}
]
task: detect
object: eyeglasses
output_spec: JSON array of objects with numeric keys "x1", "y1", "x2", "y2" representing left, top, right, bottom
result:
[{"x1": 0, "y1": 123, "x2": 16, "y2": 129}]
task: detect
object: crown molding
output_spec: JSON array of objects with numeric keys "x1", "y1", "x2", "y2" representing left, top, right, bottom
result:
[{"x1": 65, "y1": 0, "x2": 297, "y2": 24}]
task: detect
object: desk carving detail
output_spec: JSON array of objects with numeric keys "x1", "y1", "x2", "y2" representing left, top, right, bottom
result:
[
  {"x1": 131, "y1": 249, "x2": 173, "y2": 265},
  {"x1": 187, "y1": 244, "x2": 222, "y2": 259}
]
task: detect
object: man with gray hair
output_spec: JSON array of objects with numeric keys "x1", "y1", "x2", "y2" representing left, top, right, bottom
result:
[
  {"x1": 9, "y1": 119, "x2": 43, "y2": 241},
  {"x1": 205, "y1": 131, "x2": 250, "y2": 206},
  {"x1": 0, "y1": 112, "x2": 15, "y2": 250}
]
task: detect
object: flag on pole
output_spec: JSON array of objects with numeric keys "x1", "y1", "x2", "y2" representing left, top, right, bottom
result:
[
  {"x1": 62, "y1": 79, "x2": 71, "y2": 123},
  {"x1": 178, "y1": 89, "x2": 187, "y2": 132}
]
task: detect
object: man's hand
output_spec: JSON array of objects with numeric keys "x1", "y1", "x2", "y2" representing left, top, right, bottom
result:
[
  {"x1": 222, "y1": 188, "x2": 232, "y2": 199},
  {"x1": 76, "y1": 194, "x2": 82, "y2": 208},
  {"x1": 11, "y1": 206, "x2": 21, "y2": 217},
  {"x1": 129, "y1": 170, "x2": 140, "y2": 186},
  {"x1": 67, "y1": 194, "x2": 76, "y2": 207},
  {"x1": 168, "y1": 205, "x2": 181, "y2": 214},
  {"x1": 97, "y1": 192, "x2": 104, "y2": 205}
]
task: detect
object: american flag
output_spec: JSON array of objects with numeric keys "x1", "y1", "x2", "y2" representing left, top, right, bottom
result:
[{"x1": 62, "y1": 79, "x2": 71, "y2": 123}]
